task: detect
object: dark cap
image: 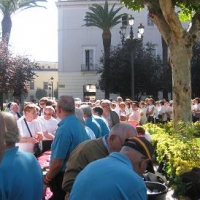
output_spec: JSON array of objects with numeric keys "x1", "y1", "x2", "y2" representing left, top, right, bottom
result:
[
  {"x1": 123, "y1": 137, "x2": 154, "y2": 160},
  {"x1": 124, "y1": 137, "x2": 155, "y2": 173}
]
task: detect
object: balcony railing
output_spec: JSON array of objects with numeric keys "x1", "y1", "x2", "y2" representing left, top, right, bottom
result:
[{"x1": 81, "y1": 64, "x2": 99, "y2": 72}]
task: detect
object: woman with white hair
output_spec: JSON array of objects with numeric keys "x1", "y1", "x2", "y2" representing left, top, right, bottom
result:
[{"x1": 0, "y1": 112, "x2": 43, "y2": 200}]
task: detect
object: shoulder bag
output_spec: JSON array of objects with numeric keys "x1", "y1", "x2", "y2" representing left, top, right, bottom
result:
[{"x1": 24, "y1": 118, "x2": 42, "y2": 157}]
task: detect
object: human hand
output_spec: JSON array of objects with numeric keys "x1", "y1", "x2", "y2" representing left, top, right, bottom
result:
[
  {"x1": 28, "y1": 137, "x2": 37, "y2": 144},
  {"x1": 35, "y1": 132, "x2": 43, "y2": 141}
]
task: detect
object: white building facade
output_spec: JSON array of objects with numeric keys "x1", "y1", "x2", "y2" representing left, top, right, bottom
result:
[{"x1": 56, "y1": 0, "x2": 162, "y2": 101}]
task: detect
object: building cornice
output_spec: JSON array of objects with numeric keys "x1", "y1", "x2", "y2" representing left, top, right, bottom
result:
[{"x1": 56, "y1": 0, "x2": 122, "y2": 8}]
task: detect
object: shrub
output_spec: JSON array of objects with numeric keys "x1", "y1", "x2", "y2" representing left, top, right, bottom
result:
[{"x1": 143, "y1": 122, "x2": 200, "y2": 198}]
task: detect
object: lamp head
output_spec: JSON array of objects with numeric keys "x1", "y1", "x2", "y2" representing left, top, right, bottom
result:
[
  {"x1": 128, "y1": 15, "x2": 134, "y2": 26},
  {"x1": 138, "y1": 23, "x2": 145, "y2": 35}
]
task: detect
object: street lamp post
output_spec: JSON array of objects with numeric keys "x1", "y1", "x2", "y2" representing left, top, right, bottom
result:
[
  {"x1": 119, "y1": 15, "x2": 144, "y2": 100},
  {"x1": 50, "y1": 77, "x2": 54, "y2": 100},
  {"x1": 119, "y1": 25, "x2": 127, "y2": 45},
  {"x1": 48, "y1": 85, "x2": 51, "y2": 98}
]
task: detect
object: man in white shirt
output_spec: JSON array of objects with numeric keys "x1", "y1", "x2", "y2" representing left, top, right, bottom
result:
[
  {"x1": 38, "y1": 106, "x2": 58, "y2": 152},
  {"x1": 38, "y1": 106, "x2": 58, "y2": 140}
]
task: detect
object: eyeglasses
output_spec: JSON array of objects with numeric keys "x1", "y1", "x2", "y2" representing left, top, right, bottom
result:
[{"x1": 44, "y1": 112, "x2": 51, "y2": 116}]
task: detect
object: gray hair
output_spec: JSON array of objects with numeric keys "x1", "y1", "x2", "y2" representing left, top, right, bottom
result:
[
  {"x1": 0, "y1": 112, "x2": 20, "y2": 146},
  {"x1": 75, "y1": 107, "x2": 85, "y2": 125},
  {"x1": 80, "y1": 105, "x2": 92, "y2": 118},
  {"x1": 57, "y1": 95, "x2": 75, "y2": 112},
  {"x1": 10, "y1": 102, "x2": 18, "y2": 108}
]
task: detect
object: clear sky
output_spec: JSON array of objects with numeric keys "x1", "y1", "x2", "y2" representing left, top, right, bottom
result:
[{"x1": 1, "y1": 0, "x2": 58, "y2": 62}]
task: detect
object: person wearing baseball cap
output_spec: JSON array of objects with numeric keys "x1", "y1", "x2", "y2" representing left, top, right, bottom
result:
[
  {"x1": 69, "y1": 136, "x2": 154, "y2": 200},
  {"x1": 123, "y1": 137, "x2": 155, "y2": 174}
]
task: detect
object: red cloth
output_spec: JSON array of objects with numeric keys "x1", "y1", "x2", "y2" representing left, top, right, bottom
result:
[
  {"x1": 37, "y1": 151, "x2": 52, "y2": 200},
  {"x1": 37, "y1": 151, "x2": 51, "y2": 169}
]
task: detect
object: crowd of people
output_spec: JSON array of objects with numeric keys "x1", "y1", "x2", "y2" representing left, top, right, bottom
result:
[{"x1": 0, "y1": 95, "x2": 200, "y2": 200}]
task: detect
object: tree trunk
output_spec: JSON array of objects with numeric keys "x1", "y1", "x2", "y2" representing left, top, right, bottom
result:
[
  {"x1": 102, "y1": 30, "x2": 111, "y2": 99},
  {"x1": 0, "y1": 92, "x2": 3, "y2": 111},
  {"x1": 2, "y1": 14, "x2": 12, "y2": 45},
  {"x1": 170, "y1": 43, "x2": 192, "y2": 127}
]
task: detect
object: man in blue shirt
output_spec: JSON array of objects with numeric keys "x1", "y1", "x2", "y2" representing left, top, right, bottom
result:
[
  {"x1": 69, "y1": 137, "x2": 154, "y2": 200},
  {"x1": 93, "y1": 106, "x2": 110, "y2": 136},
  {"x1": 44, "y1": 95, "x2": 90, "y2": 200},
  {"x1": 80, "y1": 104, "x2": 102, "y2": 138}
]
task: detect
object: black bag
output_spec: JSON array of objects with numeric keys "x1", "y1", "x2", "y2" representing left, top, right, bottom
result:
[
  {"x1": 42, "y1": 140, "x2": 52, "y2": 153},
  {"x1": 33, "y1": 142, "x2": 42, "y2": 157}
]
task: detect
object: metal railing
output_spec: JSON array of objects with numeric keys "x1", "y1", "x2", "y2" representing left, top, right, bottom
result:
[{"x1": 81, "y1": 64, "x2": 99, "y2": 72}]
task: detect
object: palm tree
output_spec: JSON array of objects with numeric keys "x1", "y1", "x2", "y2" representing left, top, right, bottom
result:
[
  {"x1": 83, "y1": 0, "x2": 123, "y2": 99},
  {"x1": 0, "y1": 0, "x2": 47, "y2": 45}
]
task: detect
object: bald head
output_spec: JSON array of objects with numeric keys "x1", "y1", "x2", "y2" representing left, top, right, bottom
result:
[
  {"x1": 110, "y1": 122, "x2": 137, "y2": 141},
  {"x1": 107, "y1": 122, "x2": 137, "y2": 152}
]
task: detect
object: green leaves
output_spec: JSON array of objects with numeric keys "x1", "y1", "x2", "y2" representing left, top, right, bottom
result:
[
  {"x1": 83, "y1": 1, "x2": 123, "y2": 30},
  {"x1": 120, "y1": 0, "x2": 200, "y2": 21}
]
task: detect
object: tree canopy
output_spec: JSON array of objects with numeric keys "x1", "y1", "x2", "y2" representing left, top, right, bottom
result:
[
  {"x1": 98, "y1": 41, "x2": 168, "y2": 100},
  {"x1": 0, "y1": 42, "x2": 40, "y2": 109}
]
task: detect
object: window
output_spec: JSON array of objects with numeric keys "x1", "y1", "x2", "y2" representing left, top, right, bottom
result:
[
  {"x1": 43, "y1": 82, "x2": 48, "y2": 90},
  {"x1": 147, "y1": 15, "x2": 154, "y2": 26},
  {"x1": 85, "y1": 49, "x2": 94, "y2": 68},
  {"x1": 29, "y1": 81, "x2": 34, "y2": 90},
  {"x1": 82, "y1": 46, "x2": 96, "y2": 71}
]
